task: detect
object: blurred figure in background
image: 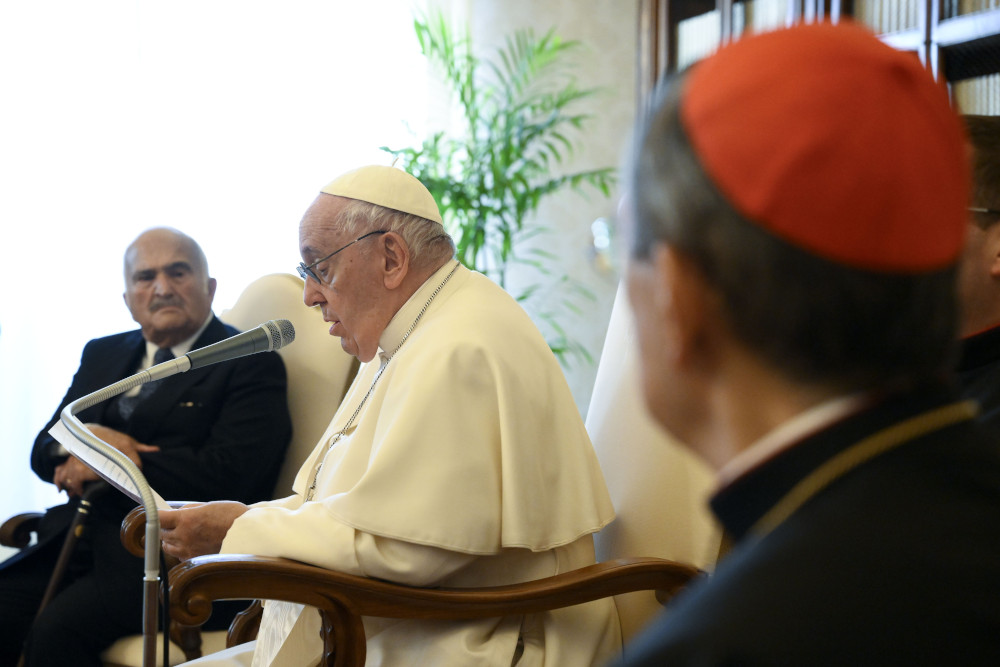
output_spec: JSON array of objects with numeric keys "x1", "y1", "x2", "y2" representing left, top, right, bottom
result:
[{"x1": 617, "y1": 22, "x2": 1000, "y2": 666}]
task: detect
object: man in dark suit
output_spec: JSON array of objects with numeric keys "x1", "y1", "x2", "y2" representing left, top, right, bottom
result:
[
  {"x1": 616, "y1": 22, "x2": 1000, "y2": 666},
  {"x1": 0, "y1": 227, "x2": 292, "y2": 666}
]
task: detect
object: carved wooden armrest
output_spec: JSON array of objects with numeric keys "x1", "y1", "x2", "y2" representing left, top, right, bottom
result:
[
  {"x1": 0, "y1": 512, "x2": 44, "y2": 549},
  {"x1": 168, "y1": 553, "x2": 702, "y2": 667},
  {"x1": 119, "y1": 502, "x2": 193, "y2": 558},
  {"x1": 121, "y1": 503, "x2": 240, "y2": 662}
]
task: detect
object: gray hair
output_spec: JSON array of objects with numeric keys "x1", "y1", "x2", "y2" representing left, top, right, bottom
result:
[{"x1": 336, "y1": 199, "x2": 455, "y2": 269}]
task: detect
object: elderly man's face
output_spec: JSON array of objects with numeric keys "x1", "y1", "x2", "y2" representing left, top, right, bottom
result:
[
  {"x1": 299, "y1": 194, "x2": 391, "y2": 362},
  {"x1": 123, "y1": 229, "x2": 216, "y2": 348}
]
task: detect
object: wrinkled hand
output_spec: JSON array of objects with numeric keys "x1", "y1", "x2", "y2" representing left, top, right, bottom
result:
[
  {"x1": 53, "y1": 426, "x2": 160, "y2": 498},
  {"x1": 160, "y1": 501, "x2": 249, "y2": 561},
  {"x1": 85, "y1": 423, "x2": 160, "y2": 466},
  {"x1": 54, "y1": 456, "x2": 100, "y2": 497}
]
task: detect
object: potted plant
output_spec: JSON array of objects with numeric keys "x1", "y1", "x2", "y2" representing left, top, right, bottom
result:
[{"x1": 382, "y1": 12, "x2": 616, "y2": 365}]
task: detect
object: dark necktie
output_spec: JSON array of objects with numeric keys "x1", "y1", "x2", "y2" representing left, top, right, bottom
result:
[{"x1": 117, "y1": 347, "x2": 174, "y2": 420}]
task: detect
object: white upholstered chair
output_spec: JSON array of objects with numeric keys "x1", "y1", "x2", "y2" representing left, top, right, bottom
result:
[
  {"x1": 102, "y1": 273, "x2": 359, "y2": 666},
  {"x1": 218, "y1": 273, "x2": 360, "y2": 502},
  {"x1": 587, "y1": 282, "x2": 723, "y2": 643}
]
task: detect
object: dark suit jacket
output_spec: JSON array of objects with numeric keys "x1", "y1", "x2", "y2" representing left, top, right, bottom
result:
[
  {"x1": 956, "y1": 324, "x2": 1000, "y2": 438},
  {"x1": 6, "y1": 315, "x2": 292, "y2": 627},
  {"x1": 616, "y1": 386, "x2": 1000, "y2": 666}
]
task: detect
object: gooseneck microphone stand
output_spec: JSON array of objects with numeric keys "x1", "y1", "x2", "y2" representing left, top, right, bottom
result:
[
  {"x1": 55, "y1": 319, "x2": 295, "y2": 667},
  {"x1": 59, "y1": 354, "x2": 193, "y2": 667}
]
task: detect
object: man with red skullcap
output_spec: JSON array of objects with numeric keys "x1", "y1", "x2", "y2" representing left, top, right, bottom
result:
[{"x1": 617, "y1": 21, "x2": 1000, "y2": 666}]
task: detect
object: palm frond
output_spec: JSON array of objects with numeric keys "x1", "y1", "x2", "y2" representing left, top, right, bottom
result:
[{"x1": 381, "y1": 11, "x2": 616, "y2": 365}]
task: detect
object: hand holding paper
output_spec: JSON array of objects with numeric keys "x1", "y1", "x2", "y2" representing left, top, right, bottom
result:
[
  {"x1": 160, "y1": 501, "x2": 249, "y2": 561},
  {"x1": 49, "y1": 420, "x2": 170, "y2": 510},
  {"x1": 52, "y1": 425, "x2": 160, "y2": 497},
  {"x1": 53, "y1": 456, "x2": 99, "y2": 497},
  {"x1": 85, "y1": 424, "x2": 161, "y2": 465}
]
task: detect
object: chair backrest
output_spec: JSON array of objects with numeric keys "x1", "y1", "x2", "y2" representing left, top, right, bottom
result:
[
  {"x1": 221, "y1": 273, "x2": 359, "y2": 499},
  {"x1": 586, "y1": 283, "x2": 723, "y2": 642}
]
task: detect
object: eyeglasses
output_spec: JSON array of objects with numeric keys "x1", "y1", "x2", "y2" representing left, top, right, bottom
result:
[
  {"x1": 297, "y1": 230, "x2": 388, "y2": 284},
  {"x1": 969, "y1": 207, "x2": 1000, "y2": 230}
]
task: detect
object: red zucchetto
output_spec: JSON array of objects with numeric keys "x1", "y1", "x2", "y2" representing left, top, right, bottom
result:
[{"x1": 680, "y1": 21, "x2": 968, "y2": 273}]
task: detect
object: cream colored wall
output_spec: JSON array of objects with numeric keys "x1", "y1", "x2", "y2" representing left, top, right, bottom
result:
[{"x1": 438, "y1": 0, "x2": 638, "y2": 415}]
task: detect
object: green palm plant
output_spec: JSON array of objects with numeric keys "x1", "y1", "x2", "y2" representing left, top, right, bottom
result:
[{"x1": 382, "y1": 13, "x2": 616, "y2": 364}]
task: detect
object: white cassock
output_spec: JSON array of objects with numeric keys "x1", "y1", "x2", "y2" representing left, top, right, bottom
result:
[{"x1": 183, "y1": 262, "x2": 621, "y2": 667}]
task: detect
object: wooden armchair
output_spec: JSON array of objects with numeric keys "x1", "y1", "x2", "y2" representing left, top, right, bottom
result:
[
  {"x1": 120, "y1": 504, "x2": 701, "y2": 667},
  {"x1": 0, "y1": 512, "x2": 42, "y2": 551}
]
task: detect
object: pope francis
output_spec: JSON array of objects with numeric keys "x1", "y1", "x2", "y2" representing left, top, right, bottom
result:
[{"x1": 159, "y1": 165, "x2": 621, "y2": 667}]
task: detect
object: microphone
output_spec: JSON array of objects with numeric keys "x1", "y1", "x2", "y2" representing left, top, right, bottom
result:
[
  {"x1": 143, "y1": 319, "x2": 296, "y2": 381},
  {"x1": 186, "y1": 318, "x2": 295, "y2": 371}
]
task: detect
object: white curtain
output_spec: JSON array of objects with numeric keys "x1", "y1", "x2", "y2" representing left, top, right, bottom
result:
[{"x1": 0, "y1": 0, "x2": 430, "y2": 540}]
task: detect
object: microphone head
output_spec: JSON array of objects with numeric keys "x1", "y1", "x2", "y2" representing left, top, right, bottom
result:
[{"x1": 262, "y1": 319, "x2": 296, "y2": 350}]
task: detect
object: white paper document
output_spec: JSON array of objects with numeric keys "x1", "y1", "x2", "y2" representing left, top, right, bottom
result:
[{"x1": 49, "y1": 420, "x2": 170, "y2": 510}]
